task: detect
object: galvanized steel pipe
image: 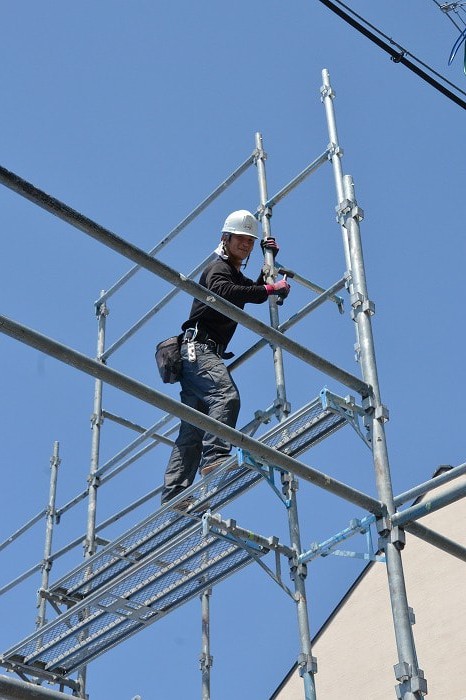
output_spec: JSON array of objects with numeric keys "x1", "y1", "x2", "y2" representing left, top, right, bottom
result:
[
  {"x1": 0, "y1": 675, "x2": 75, "y2": 700},
  {"x1": 392, "y1": 480, "x2": 466, "y2": 528},
  {"x1": 255, "y1": 132, "x2": 289, "y2": 420},
  {"x1": 394, "y1": 462, "x2": 466, "y2": 507},
  {"x1": 36, "y1": 442, "x2": 60, "y2": 629},
  {"x1": 322, "y1": 68, "x2": 424, "y2": 699}
]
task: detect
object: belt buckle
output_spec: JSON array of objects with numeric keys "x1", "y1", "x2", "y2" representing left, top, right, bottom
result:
[{"x1": 183, "y1": 327, "x2": 197, "y2": 343}]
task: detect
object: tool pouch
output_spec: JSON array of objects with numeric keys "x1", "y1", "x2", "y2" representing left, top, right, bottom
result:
[{"x1": 155, "y1": 336, "x2": 182, "y2": 384}]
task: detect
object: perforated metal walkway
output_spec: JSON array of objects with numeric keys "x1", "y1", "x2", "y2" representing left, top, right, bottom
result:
[{"x1": 1, "y1": 390, "x2": 362, "y2": 683}]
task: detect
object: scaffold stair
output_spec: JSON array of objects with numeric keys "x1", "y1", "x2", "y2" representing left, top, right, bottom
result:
[{"x1": 1, "y1": 389, "x2": 365, "y2": 684}]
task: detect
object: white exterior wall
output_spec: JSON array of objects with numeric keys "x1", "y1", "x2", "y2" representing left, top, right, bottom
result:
[{"x1": 273, "y1": 475, "x2": 466, "y2": 699}]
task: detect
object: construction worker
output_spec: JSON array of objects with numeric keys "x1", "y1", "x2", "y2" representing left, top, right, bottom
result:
[{"x1": 161, "y1": 209, "x2": 290, "y2": 510}]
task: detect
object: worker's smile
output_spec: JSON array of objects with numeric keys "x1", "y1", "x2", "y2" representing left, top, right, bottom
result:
[{"x1": 227, "y1": 233, "x2": 255, "y2": 261}]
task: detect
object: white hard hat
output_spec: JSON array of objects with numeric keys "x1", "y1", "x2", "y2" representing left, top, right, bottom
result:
[{"x1": 222, "y1": 210, "x2": 258, "y2": 239}]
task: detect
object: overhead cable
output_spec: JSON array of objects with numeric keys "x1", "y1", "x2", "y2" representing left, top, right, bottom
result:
[{"x1": 316, "y1": 0, "x2": 466, "y2": 110}]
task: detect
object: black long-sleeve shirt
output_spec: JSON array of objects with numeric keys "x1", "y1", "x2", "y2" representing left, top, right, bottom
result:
[{"x1": 181, "y1": 257, "x2": 268, "y2": 348}]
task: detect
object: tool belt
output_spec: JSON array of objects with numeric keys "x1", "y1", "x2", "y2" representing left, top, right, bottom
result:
[{"x1": 183, "y1": 328, "x2": 229, "y2": 358}]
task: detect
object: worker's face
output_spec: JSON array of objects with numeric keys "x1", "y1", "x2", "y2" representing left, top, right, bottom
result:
[{"x1": 225, "y1": 233, "x2": 255, "y2": 262}]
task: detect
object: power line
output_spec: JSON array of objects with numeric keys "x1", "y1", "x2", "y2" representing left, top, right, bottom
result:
[{"x1": 316, "y1": 0, "x2": 466, "y2": 110}]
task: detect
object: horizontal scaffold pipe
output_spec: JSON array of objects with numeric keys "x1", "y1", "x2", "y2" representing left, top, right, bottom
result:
[
  {"x1": 0, "y1": 674, "x2": 76, "y2": 700},
  {"x1": 274, "y1": 266, "x2": 345, "y2": 309},
  {"x1": 0, "y1": 165, "x2": 371, "y2": 398},
  {"x1": 0, "y1": 313, "x2": 382, "y2": 515},
  {"x1": 391, "y1": 479, "x2": 466, "y2": 528},
  {"x1": 0, "y1": 508, "x2": 46, "y2": 553},
  {"x1": 394, "y1": 462, "x2": 466, "y2": 507},
  {"x1": 404, "y1": 521, "x2": 466, "y2": 563},
  {"x1": 0, "y1": 562, "x2": 42, "y2": 598}
]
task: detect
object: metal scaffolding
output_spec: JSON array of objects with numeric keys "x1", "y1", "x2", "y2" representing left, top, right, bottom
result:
[{"x1": 0, "y1": 68, "x2": 463, "y2": 700}]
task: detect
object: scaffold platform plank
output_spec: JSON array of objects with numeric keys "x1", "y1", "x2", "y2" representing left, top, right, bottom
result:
[{"x1": 1, "y1": 391, "x2": 354, "y2": 682}]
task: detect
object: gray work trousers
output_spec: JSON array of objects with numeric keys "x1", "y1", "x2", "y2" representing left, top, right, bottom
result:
[{"x1": 161, "y1": 342, "x2": 240, "y2": 503}]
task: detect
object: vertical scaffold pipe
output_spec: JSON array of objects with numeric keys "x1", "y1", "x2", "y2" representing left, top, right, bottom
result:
[
  {"x1": 85, "y1": 294, "x2": 108, "y2": 556},
  {"x1": 320, "y1": 69, "x2": 361, "y2": 361},
  {"x1": 255, "y1": 133, "x2": 316, "y2": 698},
  {"x1": 320, "y1": 73, "x2": 350, "y2": 266},
  {"x1": 254, "y1": 132, "x2": 289, "y2": 421},
  {"x1": 77, "y1": 292, "x2": 108, "y2": 697},
  {"x1": 36, "y1": 441, "x2": 60, "y2": 629},
  {"x1": 321, "y1": 68, "x2": 425, "y2": 699},
  {"x1": 200, "y1": 588, "x2": 213, "y2": 700},
  {"x1": 285, "y1": 474, "x2": 317, "y2": 700},
  {"x1": 343, "y1": 175, "x2": 423, "y2": 698}
]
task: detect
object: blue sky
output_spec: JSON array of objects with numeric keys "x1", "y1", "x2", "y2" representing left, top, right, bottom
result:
[{"x1": 0, "y1": 2, "x2": 464, "y2": 699}]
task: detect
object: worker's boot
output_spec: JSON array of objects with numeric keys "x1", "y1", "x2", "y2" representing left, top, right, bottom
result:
[{"x1": 200, "y1": 457, "x2": 238, "y2": 477}]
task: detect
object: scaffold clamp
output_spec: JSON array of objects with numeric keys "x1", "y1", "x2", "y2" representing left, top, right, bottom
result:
[
  {"x1": 199, "y1": 652, "x2": 214, "y2": 671},
  {"x1": 336, "y1": 197, "x2": 352, "y2": 219},
  {"x1": 394, "y1": 663, "x2": 427, "y2": 697},
  {"x1": 94, "y1": 298, "x2": 109, "y2": 318},
  {"x1": 257, "y1": 204, "x2": 273, "y2": 220},
  {"x1": 328, "y1": 142, "x2": 343, "y2": 160},
  {"x1": 350, "y1": 296, "x2": 375, "y2": 320},
  {"x1": 350, "y1": 291, "x2": 364, "y2": 309},
  {"x1": 320, "y1": 82, "x2": 335, "y2": 99},
  {"x1": 362, "y1": 395, "x2": 375, "y2": 412},
  {"x1": 350, "y1": 205, "x2": 364, "y2": 221},
  {"x1": 274, "y1": 397, "x2": 292, "y2": 417},
  {"x1": 362, "y1": 298, "x2": 375, "y2": 315},
  {"x1": 253, "y1": 407, "x2": 273, "y2": 425},
  {"x1": 90, "y1": 411, "x2": 104, "y2": 428},
  {"x1": 289, "y1": 559, "x2": 307, "y2": 581},
  {"x1": 253, "y1": 146, "x2": 267, "y2": 163},
  {"x1": 298, "y1": 652, "x2": 318, "y2": 676},
  {"x1": 281, "y1": 470, "x2": 299, "y2": 495},
  {"x1": 390, "y1": 526, "x2": 405, "y2": 550},
  {"x1": 378, "y1": 525, "x2": 405, "y2": 552},
  {"x1": 376, "y1": 515, "x2": 391, "y2": 537},
  {"x1": 375, "y1": 404, "x2": 389, "y2": 423},
  {"x1": 349, "y1": 517, "x2": 368, "y2": 534}
]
